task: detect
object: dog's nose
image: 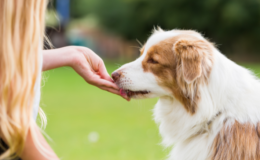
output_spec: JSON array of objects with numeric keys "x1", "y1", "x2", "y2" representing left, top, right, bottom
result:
[{"x1": 112, "y1": 72, "x2": 121, "y2": 82}]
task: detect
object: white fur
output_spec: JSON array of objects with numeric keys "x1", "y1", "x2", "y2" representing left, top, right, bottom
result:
[{"x1": 114, "y1": 29, "x2": 260, "y2": 160}]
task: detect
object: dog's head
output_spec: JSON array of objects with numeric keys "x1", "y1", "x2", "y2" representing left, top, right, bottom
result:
[{"x1": 112, "y1": 28, "x2": 214, "y2": 114}]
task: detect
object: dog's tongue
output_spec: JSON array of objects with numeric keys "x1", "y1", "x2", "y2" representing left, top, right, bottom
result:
[{"x1": 120, "y1": 88, "x2": 127, "y2": 96}]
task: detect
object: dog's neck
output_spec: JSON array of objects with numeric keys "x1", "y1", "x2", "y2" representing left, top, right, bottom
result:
[
  {"x1": 154, "y1": 94, "x2": 227, "y2": 159},
  {"x1": 208, "y1": 51, "x2": 260, "y2": 125},
  {"x1": 154, "y1": 96, "x2": 217, "y2": 146}
]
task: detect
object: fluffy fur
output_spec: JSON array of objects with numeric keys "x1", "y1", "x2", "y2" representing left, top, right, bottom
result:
[{"x1": 112, "y1": 28, "x2": 260, "y2": 160}]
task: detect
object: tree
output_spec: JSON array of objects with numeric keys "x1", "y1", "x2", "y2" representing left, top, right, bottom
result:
[{"x1": 91, "y1": 0, "x2": 260, "y2": 55}]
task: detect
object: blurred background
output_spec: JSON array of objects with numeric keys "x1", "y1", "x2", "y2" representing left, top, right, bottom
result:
[
  {"x1": 41, "y1": 0, "x2": 260, "y2": 159},
  {"x1": 46, "y1": 0, "x2": 260, "y2": 62}
]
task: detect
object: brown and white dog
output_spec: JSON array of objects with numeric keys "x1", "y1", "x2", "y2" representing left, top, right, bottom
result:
[{"x1": 112, "y1": 28, "x2": 260, "y2": 160}]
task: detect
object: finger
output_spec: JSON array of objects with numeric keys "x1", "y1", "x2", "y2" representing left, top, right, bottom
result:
[
  {"x1": 98, "y1": 61, "x2": 114, "y2": 82},
  {"x1": 88, "y1": 76, "x2": 119, "y2": 89},
  {"x1": 100, "y1": 86, "x2": 120, "y2": 95},
  {"x1": 99, "y1": 86, "x2": 130, "y2": 101}
]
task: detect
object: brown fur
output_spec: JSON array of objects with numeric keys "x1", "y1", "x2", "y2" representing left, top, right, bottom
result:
[
  {"x1": 142, "y1": 32, "x2": 213, "y2": 114},
  {"x1": 175, "y1": 39, "x2": 208, "y2": 83},
  {"x1": 211, "y1": 121, "x2": 260, "y2": 160}
]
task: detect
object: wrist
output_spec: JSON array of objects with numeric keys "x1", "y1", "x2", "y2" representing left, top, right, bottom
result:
[
  {"x1": 42, "y1": 46, "x2": 86, "y2": 71},
  {"x1": 68, "y1": 46, "x2": 86, "y2": 69}
]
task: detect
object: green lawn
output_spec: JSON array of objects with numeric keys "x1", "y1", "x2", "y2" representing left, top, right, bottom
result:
[
  {"x1": 40, "y1": 62, "x2": 168, "y2": 160},
  {"x1": 40, "y1": 62, "x2": 260, "y2": 160}
]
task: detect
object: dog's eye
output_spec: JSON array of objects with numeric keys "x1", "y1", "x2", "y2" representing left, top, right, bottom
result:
[{"x1": 147, "y1": 58, "x2": 158, "y2": 64}]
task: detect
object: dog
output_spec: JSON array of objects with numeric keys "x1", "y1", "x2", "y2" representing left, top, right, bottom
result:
[{"x1": 112, "y1": 28, "x2": 260, "y2": 160}]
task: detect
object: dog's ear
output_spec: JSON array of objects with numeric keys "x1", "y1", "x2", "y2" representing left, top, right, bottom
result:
[{"x1": 174, "y1": 38, "x2": 209, "y2": 84}]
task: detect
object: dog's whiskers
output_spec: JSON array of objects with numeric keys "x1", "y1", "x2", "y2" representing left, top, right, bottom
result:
[
  {"x1": 129, "y1": 46, "x2": 141, "y2": 49},
  {"x1": 136, "y1": 39, "x2": 143, "y2": 47}
]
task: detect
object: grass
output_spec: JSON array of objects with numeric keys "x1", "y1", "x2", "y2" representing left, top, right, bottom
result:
[
  {"x1": 40, "y1": 62, "x2": 168, "y2": 160},
  {"x1": 40, "y1": 62, "x2": 260, "y2": 160}
]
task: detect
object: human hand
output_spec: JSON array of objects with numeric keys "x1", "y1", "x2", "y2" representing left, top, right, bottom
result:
[{"x1": 69, "y1": 46, "x2": 130, "y2": 101}]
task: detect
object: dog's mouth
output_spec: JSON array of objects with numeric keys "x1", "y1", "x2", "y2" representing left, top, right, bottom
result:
[{"x1": 120, "y1": 89, "x2": 150, "y2": 97}]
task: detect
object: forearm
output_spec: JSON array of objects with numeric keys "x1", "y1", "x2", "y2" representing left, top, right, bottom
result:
[
  {"x1": 42, "y1": 47, "x2": 76, "y2": 71},
  {"x1": 42, "y1": 46, "x2": 127, "y2": 99}
]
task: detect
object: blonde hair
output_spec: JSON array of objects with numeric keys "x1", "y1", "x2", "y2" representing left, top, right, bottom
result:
[{"x1": 0, "y1": 0, "x2": 48, "y2": 159}]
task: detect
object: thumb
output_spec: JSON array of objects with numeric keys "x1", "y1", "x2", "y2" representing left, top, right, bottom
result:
[{"x1": 98, "y1": 61, "x2": 114, "y2": 82}]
